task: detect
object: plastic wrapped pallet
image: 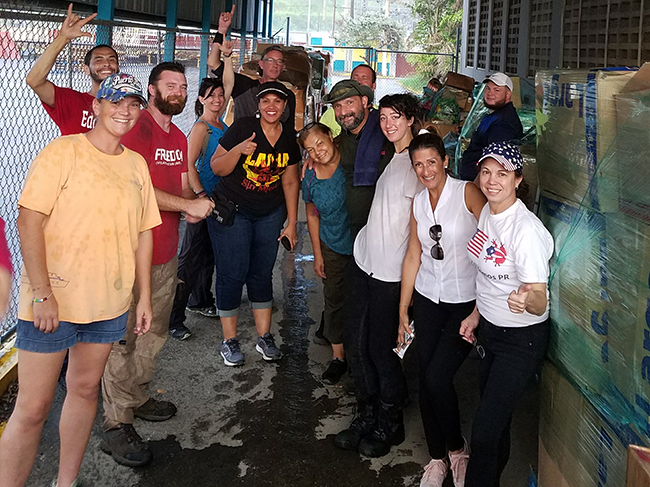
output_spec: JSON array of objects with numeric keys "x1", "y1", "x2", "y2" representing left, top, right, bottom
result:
[{"x1": 539, "y1": 362, "x2": 642, "y2": 487}]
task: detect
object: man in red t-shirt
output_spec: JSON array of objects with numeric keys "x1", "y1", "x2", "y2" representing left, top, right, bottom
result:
[
  {"x1": 100, "y1": 62, "x2": 215, "y2": 467},
  {"x1": 26, "y1": 4, "x2": 119, "y2": 135}
]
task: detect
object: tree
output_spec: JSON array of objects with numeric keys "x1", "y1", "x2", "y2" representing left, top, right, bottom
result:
[{"x1": 335, "y1": 14, "x2": 405, "y2": 50}]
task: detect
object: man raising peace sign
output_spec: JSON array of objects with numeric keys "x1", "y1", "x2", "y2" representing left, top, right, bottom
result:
[{"x1": 27, "y1": 3, "x2": 120, "y2": 135}]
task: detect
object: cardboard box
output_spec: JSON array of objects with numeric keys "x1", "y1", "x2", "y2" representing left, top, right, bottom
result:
[
  {"x1": 627, "y1": 445, "x2": 650, "y2": 487},
  {"x1": 444, "y1": 71, "x2": 475, "y2": 93},
  {"x1": 536, "y1": 68, "x2": 637, "y2": 208},
  {"x1": 539, "y1": 362, "x2": 630, "y2": 487},
  {"x1": 429, "y1": 121, "x2": 458, "y2": 138},
  {"x1": 539, "y1": 192, "x2": 610, "y2": 394}
]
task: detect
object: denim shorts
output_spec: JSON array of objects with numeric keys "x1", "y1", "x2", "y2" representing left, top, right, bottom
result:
[{"x1": 15, "y1": 312, "x2": 128, "y2": 353}]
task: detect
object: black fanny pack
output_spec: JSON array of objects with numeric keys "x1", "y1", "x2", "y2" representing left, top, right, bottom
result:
[{"x1": 209, "y1": 191, "x2": 238, "y2": 226}]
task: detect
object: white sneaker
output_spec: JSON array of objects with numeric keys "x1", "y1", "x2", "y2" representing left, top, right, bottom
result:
[
  {"x1": 420, "y1": 458, "x2": 449, "y2": 487},
  {"x1": 448, "y1": 439, "x2": 470, "y2": 487}
]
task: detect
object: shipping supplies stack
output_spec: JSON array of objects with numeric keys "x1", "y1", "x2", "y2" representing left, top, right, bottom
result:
[{"x1": 536, "y1": 65, "x2": 650, "y2": 486}]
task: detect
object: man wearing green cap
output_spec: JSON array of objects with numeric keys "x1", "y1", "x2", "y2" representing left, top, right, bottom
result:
[{"x1": 322, "y1": 79, "x2": 394, "y2": 239}]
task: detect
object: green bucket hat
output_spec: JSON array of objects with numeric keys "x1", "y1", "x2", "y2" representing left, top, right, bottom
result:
[{"x1": 323, "y1": 79, "x2": 374, "y2": 105}]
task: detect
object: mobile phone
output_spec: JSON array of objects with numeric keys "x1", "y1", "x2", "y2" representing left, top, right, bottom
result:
[
  {"x1": 280, "y1": 236, "x2": 292, "y2": 251},
  {"x1": 213, "y1": 32, "x2": 224, "y2": 44}
]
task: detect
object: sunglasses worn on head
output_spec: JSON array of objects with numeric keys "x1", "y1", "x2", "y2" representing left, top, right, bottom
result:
[{"x1": 429, "y1": 224, "x2": 444, "y2": 260}]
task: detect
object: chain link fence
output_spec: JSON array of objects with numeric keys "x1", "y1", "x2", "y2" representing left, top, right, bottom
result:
[
  {"x1": 0, "y1": 3, "x2": 261, "y2": 340},
  {"x1": 317, "y1": 45, "x2": 457, "y2": 101}
]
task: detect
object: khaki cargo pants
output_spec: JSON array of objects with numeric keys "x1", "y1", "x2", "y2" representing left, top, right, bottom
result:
[{"x1": 101, "y1": 256, "x2": 178, "y2": 430}]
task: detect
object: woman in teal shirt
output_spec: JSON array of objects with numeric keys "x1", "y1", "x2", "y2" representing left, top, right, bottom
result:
[{"x1": 300, "y1": 123, "x2": 352, "y2": 385}]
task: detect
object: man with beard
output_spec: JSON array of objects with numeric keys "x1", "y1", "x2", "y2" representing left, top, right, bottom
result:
[
  {"x1": 458, "y1": 72, "x2": 523, "y2": 181},
  {"x1": 208, "y1": 10, "x2": 296, "y2": 129},
  {"x1": 100, "y1": 62, "x2": 215, "y2": 467},
  {"x1": 27, "y1": 4, "x2": 119, "y2": 135},
  {"x1": 322, "y1": 79, "x2": 394, "y2": 239}
]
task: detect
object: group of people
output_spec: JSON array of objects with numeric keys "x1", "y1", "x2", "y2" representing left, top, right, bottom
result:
[{"x1": 0, "y1": 4, "x2": 553, "y2": 487}]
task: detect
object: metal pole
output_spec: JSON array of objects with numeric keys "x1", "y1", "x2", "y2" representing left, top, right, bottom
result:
[
  {"x1": 332, "y1": 0, "x2": 336, "y2": 37},
  {"x1": 455, "y1": 26, "x2": 461, "y2": 72},
  {"x1": 240, "y1": 0, "x2": 248, "y2": 64},
  {"x1": 307, "y1": 0, "x2": 312, "y2": 33},
  {"x1": 164, "y1": 0, "x2": 178, "y2": 62},
  {"x1": 96, "y1": 0, "x2": 114, "y2": 45},
  {"x1": 199, "y1": 0, "x2": 211, "y2": 79},
  {"x1": 254, "y1": 0, "x2": 261, "y2": 39},
  {"x1": 262, "y1": 0, "x2": 268, "y2": 38},
  {"x1": 268, "y1": 0, "x2": 274, "y2": 40},
  {"x1": 286, "y1": 17, "x2": 290, "y2": 45}
]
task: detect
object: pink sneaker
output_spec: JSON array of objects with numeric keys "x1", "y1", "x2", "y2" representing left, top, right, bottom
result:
[
  {"x1": 448, "y1": 439, "x2": 470, "y2": 487},
  {"x1": 420, "y1": 458, "x2": 449, "y2": 487}
]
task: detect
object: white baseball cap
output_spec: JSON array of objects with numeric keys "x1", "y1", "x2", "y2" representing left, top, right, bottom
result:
[{"x1": 483, "y1": 72, "x2": 514, "y2": 91}]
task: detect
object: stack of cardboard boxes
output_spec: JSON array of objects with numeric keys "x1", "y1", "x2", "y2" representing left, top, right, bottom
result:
[
  {"x1": 536, "y1": 65, "x2": 650, "y2": 486},
  {"x1": 427, "y1": 71, "x2": 475, "y2": 138}
]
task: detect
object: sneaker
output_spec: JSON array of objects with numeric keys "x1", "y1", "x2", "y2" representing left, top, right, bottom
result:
[
  {"x1": 100, "y1": 423, "x2": 153, "y2": 467},
  {"x1": 322, "y1": 358, "x2": 347, "y2": 385},
  {"x1": 221, "y1": 337, "x2": 245, "y2": 366},
  {"x1": 51, "y1": 479, "x2": 82, "y2": 487},
  {"x1": 186, "y1": 305, "x2": 218, "y2": 318},
  {"x1": 420, "y1": 458, "x2": 449, "y2": 487},
  {"x1": 169, "y1": 323, "x2": 192, "y2": 340},
  {"x1": 134, "y1": 398, "x2": 177, "y2": 422},
  {"x1": 448, "y1": 439, "x2": 470, "y2": 487},
  {"x1": 256, "y1": 332, "x2": 282, "y2": 361}
]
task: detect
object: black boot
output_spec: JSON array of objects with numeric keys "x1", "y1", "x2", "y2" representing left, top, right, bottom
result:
[
  {"x1": 357, "y1": 401, "x2": 405, "y2": 457},
  {"x1": 334, "y1": 397, "x2": 377, "y2": 451}
]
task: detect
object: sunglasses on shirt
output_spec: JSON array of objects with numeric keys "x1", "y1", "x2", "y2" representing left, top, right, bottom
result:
[{"x1": 429, "y1": 224, "x2": 444, "y2": 260}]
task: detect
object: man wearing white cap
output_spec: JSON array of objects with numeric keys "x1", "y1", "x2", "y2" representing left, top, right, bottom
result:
[{"x1": 458, "y1": 72, "x2": 523, "y2": 181}]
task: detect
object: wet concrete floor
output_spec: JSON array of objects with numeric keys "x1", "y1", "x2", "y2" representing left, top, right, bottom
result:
[{"x1": 25, "y1": 219, "x2": 539, "y2": 487}]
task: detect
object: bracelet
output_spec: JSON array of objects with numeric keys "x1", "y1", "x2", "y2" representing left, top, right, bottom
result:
[
  {"x1": 224, "y1": 53, "x2": 232, "y2": 58},
  {"x1": 33, "y1": 291, "x2": 53, "y2": 304},
  {"x1": 196, "y1": 190, "x2": 206, "y2": 197}
]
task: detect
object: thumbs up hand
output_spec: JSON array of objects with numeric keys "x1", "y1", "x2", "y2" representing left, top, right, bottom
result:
[
  {"x1": 507, "y1": 284, "x2": 532, "y2": 314},
  {"x1": 237, "y1": 132, "x2": 257, "y2": 156}
]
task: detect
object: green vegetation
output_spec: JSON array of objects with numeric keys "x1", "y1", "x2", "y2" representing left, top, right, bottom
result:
[{"x1": 334, "y1": 15, "x2": 405, "y2": 50}]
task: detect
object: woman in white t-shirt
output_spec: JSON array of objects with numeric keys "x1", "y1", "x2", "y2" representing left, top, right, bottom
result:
[
  {"x1": 460, "y1": 141, "x2": 554, "y2": 487},
  {"x1": 399, "y1": 130, "x2": 486, "y2": 487},
  {"x1": 335, "y1": 93, "x2": 423, "y2": 458}
]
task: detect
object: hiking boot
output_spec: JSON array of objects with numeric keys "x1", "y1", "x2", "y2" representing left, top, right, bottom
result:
[
  {"x1": 420, "y1": 458, "x2": 449, "y2": 487},
  {"x1": 448, "y1": 438, "x2": 470, "y2": 487},
  {"x1": 134, "y1": 398, "x2": 177, "y2": 422},
  {"x1": 334, "y1": 397, "x2": 377, "y2": 451},
  {"x1": 358, "y1": 401, "x2": 405, "y2": 457},
  {"x1": 256, "y1": 332, "x2": 282, "y2": 361},
  {"x1": 186, "y1": 305, "x2": 218, "y2": 318},
  {"x1": 322, "y1": 358, "x2": 347, "y2": 385},
  {"x1": 221, "y1": 337, "x2": 245, "y2": 366},
  {"x1": 169, "y1": 323, "x2": 192, "y2": 341},
  {"x1": 100, "y1": 423, "x2": 153, "y2": 467}
]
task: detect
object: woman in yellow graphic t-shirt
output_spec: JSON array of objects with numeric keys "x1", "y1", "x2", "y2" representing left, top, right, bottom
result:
[{"x1": 0, "y1": 74, "x2": 161, "y2": 487}]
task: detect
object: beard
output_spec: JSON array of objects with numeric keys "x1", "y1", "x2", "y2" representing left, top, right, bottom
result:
[
  {"x1": 154, "y1": 91, "x2": 187, "y2": 116},
  {"x1": 336, "y1": 109, "x2": 365, "y2": 131},
  {"x1": 89, "y1": 67, "x2": 113, "y2": 85},
  {"x1": 483, "y1": 99, "x2": 506, "y2": 110}
]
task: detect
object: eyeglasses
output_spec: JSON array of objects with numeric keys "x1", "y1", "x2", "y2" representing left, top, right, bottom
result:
[
  {"x1": 429, "y1": 224, "x2": 444, "y2": 260},
  {"x1": 262, "y1": 58, "x2": 285, "y2": 65}
]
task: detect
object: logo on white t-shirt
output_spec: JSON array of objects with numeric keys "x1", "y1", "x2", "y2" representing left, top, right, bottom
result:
[
  {"x1": 468, "y1": 229, "x2": 488, "y2": 258},
  {"x1": 484, "y1": 239, "x2": 508, "y2": 266}
]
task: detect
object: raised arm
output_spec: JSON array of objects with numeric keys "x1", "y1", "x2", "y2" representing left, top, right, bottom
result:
[
  {"x1": 219, "y1": 40, "x2": 235, "y2": 112},
  {"x1": 26, "y1": 4, "x2": 96, "y2": 107},
  {"x1": 207, "y1": 5, "x2": 235, "y2": 72}
]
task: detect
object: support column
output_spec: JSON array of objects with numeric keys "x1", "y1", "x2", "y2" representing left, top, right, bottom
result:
[
  {"x1": 240, "y1": 0, "x2": 249, "y2": 62},
  {"x1": 262, "y1": 0, "x2": 269, "y2": 38},
  {"x1": 96, "y1": 0, "x2": 114, "y2": 46},
  {"x1": 254, "y1": 0, "x2": 261, "y2": 39},
  {"x1": 268, "y1": 0, "x2": 274, "y2": 39},
  {"x1": 164, "y1": 0, "x2": 179, "y2": 62},
  {"x1": 199, "y1": 0, "x2": 211, "y2": 79}
]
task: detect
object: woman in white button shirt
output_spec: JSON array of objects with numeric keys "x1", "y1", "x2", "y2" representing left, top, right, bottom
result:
[
  {"x1": 460, "y1": 142, "x2": 553, "y2": 487},
  {"x1": 399, "y1": 130, "x2": 486, "y2": 487}
]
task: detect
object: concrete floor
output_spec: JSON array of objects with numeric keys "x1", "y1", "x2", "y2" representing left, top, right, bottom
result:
[{"x1": 25, "y1": 220, "x2": 539, "y2": 487}]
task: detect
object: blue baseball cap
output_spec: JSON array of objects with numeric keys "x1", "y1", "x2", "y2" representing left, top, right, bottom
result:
[
  {"x1": 478, "y1": 141, "x2": 523, "y2": 172},
  {"x1": 96, "y1": 73, "x2": 148, "y2": 107}
]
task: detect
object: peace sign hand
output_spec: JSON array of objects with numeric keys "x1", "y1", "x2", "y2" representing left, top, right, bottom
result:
[{"x1": 60, "y1": 3, "x2": 97, "y2": 42}]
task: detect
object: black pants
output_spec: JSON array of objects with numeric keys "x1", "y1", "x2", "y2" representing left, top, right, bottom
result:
[
  {"x1": 413, "y1": 291, "x2": 474, "y2": 459},
  {"x1": 465, "y1": 317, "x2": 550, "y2": 487},
  {"x1": 169, "y1": 219, "x2": 215, "y2": 329},
  {"x1": 343, "y1": 260, "x2": 408, "y2": 406}
]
